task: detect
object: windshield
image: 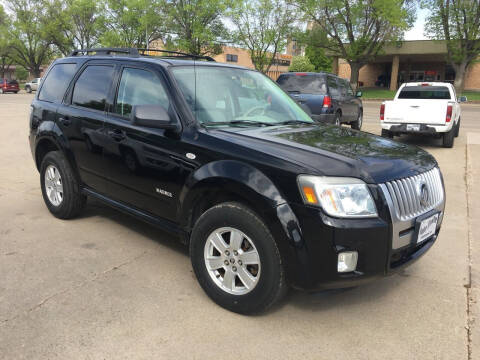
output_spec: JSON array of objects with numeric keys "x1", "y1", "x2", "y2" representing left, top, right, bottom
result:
[
  {"x1": 398, "y1": 86, "x2": 451, "y2": 100},
  {"x1": 171, "y1": 66, "x2": 313, "y2": 126},
  {"x1": 277, "y1": 74, "x2": 327, "y2": 95}
]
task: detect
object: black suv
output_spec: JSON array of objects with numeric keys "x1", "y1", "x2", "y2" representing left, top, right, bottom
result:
[
  {"x1": 29, "y1": 48, "x2": 445, "y2": 314},
  {"x1": 277, "y1": 72, "x2": 363, "y2": 129}
]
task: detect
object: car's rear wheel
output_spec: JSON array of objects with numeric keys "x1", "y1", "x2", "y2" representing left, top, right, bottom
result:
[
  {"x1": 25, "y1": 86, "x2": 32, "y2": 93},
  {"x1": 40, "y1": 151, "x2": 86, "y2": 219},
  {"x1": 334, "y1": 112, "x2": 341, "y2": 126},
  {"x1": 442, "y1": 127, "x2": 455, "y2": 148},
  {"x1": 381, "y1": 129, "x2": 393, "y2": 138},
  {"x1": 190, "y1": 202, "x2": 287, "y2": 314},
  {"x1": 351, "y1": 110, "x2": 362, "y2": 130},
  {"x1": 455, "y1": 119, "x2": 460, "y2": 137}
]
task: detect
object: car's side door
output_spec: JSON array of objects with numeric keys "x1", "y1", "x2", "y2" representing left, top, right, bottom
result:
[
  {"x1": 341, "y1": 79, "x2": 358, "y2": 121},
  {"x1": 100, "y1": 64, "x2": 189, "y2": 222},
  {"x1": 56, "y1": 61, "x2": 116, "y2": 193},
  {"x1": 326, "y1": 75, "x2": 342, "y2": 118}
]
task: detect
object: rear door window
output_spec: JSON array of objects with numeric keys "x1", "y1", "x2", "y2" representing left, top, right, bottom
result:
[
  {"x1": 277, "y1": 74, "x2": 327, "y2": 94},
  {"x1": 72, "y1": 65, "x2": 114, "y2": 111},
  {"x1": 39, "y1": 63, "x2": 77, "y2": 103},
  {"x1": 398, "y1": 86, "x2": 452, "y2": 100},
  {"x1": 114, "y1": 67, "x2": 170, "y2": 117},
  {"x1": 327, "y1": 76, "x2": 340, "y2": 97}
]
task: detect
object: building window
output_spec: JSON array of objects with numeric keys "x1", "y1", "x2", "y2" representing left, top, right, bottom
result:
[
  {"x1": 272, "y1": 59, "x2": 291, "y2": 66},
  {"x1": 226, "y1": 54, "x2": 238, "y2": 62}
]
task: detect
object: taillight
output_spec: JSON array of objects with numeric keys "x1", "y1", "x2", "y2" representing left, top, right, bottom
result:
[
  {"x1": 323, "y1": 95, "x2": 332, "y2": 108},
  {"x1": 295, "y1": 72, "x2": 307, "y2": 76},
  {"x1": 380, "y1": 103, "x2": 385, "y2": 120},
  {"x1": 445, "y1": 104, "x2": 453, "y2": 122}
]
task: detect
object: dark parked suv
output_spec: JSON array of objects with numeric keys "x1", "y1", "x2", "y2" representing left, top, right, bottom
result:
[
  {"x1": 29, "y1": 48, "x2": 445, "y2": 314},
  {"x1": 277, "y1": 72, "x2": 363, "y2": 129}
]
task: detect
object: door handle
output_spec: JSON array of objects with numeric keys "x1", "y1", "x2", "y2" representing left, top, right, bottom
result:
[
  {"x1": 108, "y1": 129, "x2": 126, "y2": 141},
  {"x1": 58, "y1": 116, "x2": 71, "y2": 126}
]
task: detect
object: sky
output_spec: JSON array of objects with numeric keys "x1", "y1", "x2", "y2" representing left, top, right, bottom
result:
[{"x1": 404, "y1": 8, "x2": 428, "y2": 40}]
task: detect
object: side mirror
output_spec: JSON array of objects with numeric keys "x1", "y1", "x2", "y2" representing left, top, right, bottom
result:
[
  {"x1": 131, "y1": 105, "x2": 180, "y2": 132},
  {"x1": 356, "y1": 91, "x2": 362, "y2": 98},
  {"x1": 459, "y1": 96, "x2": 467, "y2": 103}
]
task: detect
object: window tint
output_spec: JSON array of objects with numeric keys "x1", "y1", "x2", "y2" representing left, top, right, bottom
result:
[
  {"x1": 327, "y1": 76, "x2": 340, "y2": 97},
  {"x1": 72, "y1": 65, "x2": 114, "y2": 111},
  {"x1": 277, "y1": 74, "x2": 327, "y2": 94},
  {"x1": 398, "y1": 86, "x2": 451, "y2": 100},
  {"x1": 38, "y1": 63, "x2": 77, "y2": 103},
  {"x1": 114, "y1": 67, "x2": 170, "y2": 117}
]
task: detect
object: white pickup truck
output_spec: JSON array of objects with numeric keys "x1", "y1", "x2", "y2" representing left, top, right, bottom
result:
[{"x1": 380, "y1": 82, "x2": 467, "y2": 148}]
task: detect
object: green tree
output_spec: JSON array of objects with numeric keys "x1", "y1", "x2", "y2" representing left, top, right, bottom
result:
[
  {"x1": 288, "y1": 55, "x2": 316, "y2": 72},
  {"x1": 295, "y1": 0, "x2": 415, "y2": 89},
  {"x1": 163, "y1": 0, "x2": 231, "y2": 56},
  {"x1": 230, "y1": 0, "x2": 298, "y2": 73},
  {"x1": 100, "y1": 0, "x2": 165, "y2": 48},
  {"x1": 423, "y1": 0, "x2": 480, "y2": 92},
  {"x1": 295, "y1": 27, "x2": 332, "y2": 72},
  {"x1": 42, "y1": 0, "x2": 105, "y2": 55},
  {"x1": 15, "y1": 65, "x2": 29, "y2": 81},
  {"x1": 5, "y1": 0, "x2": 53, "y2": 77},
  {"x1": 0, "y1": 4, "x2": 15, "y2": 78}
]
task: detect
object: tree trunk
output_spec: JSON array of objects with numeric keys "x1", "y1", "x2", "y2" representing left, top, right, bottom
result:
[
  {"x1": 452, "y1": 62, "x2": 468, "y2": 93},
  {"x1": 32, "y1": 67, "x2": 41, "y2": 78},
  {"x1": 349, "y1": 62, "x2": 363, "y2": 91}
]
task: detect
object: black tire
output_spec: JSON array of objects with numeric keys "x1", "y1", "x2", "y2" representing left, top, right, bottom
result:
[
  {"x1": 455, "y1": 119, "x2": 460, "y2": 137},
  {"x1": 190, "y1": 202, "x2": 287, "y2": 314},
  {"x1": 351, "y1": 110, "x2": 362, "y2": 130},
  {"x1": 381, "y1": 129, "x2": 393, "y2": 138},
  {"x1": 334, "y1": 112, "x2": 341, "y2": 126},
  {"x1": 442, "y1": 128, "x2": 455, "y2": 148},
  {"x1": 40, "y1": 151, "x2": 86, "y2": 219},
  {"x1": 25, "y1": 86, "x2": 32, "y2": 93}
]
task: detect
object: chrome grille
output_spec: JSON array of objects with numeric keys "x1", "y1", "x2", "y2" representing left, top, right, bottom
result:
[{"x1": 383, "y1": 167, "x2": 444, "y2": 221}]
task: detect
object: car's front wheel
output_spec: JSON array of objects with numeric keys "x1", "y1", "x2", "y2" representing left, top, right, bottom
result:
[
  {"x1": 351, "y1": 110, "x2": 362, "y2": 130},
  {"x1": 40, "y1": 151, "x2": 86, "y2": 219},
  {"x1": 190, "y1": 202, "x2": 287, "y2": 314},
  {"x1": 25, "y1": 86, "x2": 32, "y2": 93}
]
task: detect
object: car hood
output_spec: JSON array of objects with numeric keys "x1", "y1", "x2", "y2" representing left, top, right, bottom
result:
[{"x1": 212, "y1": 124, "x2": 437, "y2": 184}]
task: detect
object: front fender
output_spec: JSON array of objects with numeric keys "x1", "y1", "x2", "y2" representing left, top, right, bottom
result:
[{"x1": 178, "y1": 160, "x2": 309, "y2": 286}]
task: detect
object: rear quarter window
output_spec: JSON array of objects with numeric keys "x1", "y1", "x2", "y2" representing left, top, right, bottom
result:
[
  {"x1": 398, "y1": 86, "x2": 452, "y2": 100},
  {"x1": 277, "y1": 74, "x2": 327, "y2": 94},
  {"x1": 39, "y1": 63, "x2": 77, "y2": 103}
]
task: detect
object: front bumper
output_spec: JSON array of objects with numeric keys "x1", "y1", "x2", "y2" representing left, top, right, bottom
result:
[
  {"x1": 285, "y1": 181, "x2": 445, "y2": 291},
  {"x1": 381, "y1": 122, "x2": 453, "y2": 134}
]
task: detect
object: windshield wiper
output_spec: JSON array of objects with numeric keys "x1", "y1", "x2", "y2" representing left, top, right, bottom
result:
[
  {"x1": 276, "y1": 120, "x2": 313, "y2": 125},
  {"x1": 202, "y1": 120, "x2": 277, "y2": 127}
]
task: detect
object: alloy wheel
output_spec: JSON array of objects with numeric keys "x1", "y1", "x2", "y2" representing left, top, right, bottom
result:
[
  {"x1": 44, "y1": 164, "x2": 64, "y2": 206},
  {"x1": 204, "y1": 227, "x2": 261, "y2": 295}
]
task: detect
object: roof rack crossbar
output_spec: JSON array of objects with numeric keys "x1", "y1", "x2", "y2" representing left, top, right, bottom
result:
[
  {"x1": 69, "y1": 48, "x2": 140, "y2": 57},
  {"x1": 137, "y1": 48, "x2": 216, "y2": 62}
]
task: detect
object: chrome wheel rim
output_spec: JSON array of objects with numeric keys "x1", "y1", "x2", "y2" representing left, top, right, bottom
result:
[
  {"x1": 335, "y1": 116, "x2": 340, "y2": 126},
  {"x1": 204, "y1": 227, "x2": 261, "y2": 295},
  {"x1": 44, "y1": 165, "x2": 63, "y2": 206}
]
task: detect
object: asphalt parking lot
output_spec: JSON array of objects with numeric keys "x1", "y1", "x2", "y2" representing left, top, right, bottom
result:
[{"x1": 1, "y1": 93, "x2": 479, "y2": 359}]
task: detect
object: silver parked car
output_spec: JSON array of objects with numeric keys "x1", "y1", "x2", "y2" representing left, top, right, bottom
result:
[{"x1": 25, "y1": 78, "x2": 41, "y2": 93}]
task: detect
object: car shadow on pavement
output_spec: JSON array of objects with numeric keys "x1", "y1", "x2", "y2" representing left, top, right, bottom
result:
[{"x1": 78, "y1": 198, "x2": 189, "y2": 256}]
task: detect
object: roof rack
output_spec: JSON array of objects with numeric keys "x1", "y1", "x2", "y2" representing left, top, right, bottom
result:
[
  {"x1": 137, "y1": 48, "x2": 215, "y2": 62},
  {"x1": 69, "y1": 48, "x2": 139, "y2": 57},
  {"x1": 69, "y1": 47, "x2": 216, "y2": 62}
]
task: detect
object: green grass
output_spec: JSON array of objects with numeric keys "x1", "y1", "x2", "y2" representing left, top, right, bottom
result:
[
  {"x1": 358, "y1": 88, "x2": 396, "y2": 99},
  {"x1": 460, "y1": 91, "x2": 480, "y2": 101},
  {"x1": 359, "y1": 87, "x2": 480, "y2": 101}
]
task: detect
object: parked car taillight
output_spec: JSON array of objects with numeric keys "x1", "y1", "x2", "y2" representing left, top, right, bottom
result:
[
  {"x1": 323, "y1": 95, "x2": 332, "y2": 108},
  {"x1": 380, "y1": 103, "x2": 385, "y2": 120},
  {"x1": 445, "y1": 104, "x2": 453, "y2": 123}
]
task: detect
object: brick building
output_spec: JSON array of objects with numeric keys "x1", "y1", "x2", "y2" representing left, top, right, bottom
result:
[{"x1": 334, "y1": 40, "x2": 480, "y2": 91}]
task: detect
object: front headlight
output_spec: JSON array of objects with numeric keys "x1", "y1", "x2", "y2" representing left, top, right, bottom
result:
[{"x1": 298, "y1": 175, "x2": 377, "y2": 218}]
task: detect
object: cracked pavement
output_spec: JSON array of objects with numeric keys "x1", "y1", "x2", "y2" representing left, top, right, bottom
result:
[{"x1": 1, "y1": 94, "x2": 479, "y2": 359}]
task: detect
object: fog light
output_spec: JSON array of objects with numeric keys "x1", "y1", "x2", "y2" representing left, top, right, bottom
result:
[{"x1": 337, "y1": 251, "x2": 358, "y2": 273}]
